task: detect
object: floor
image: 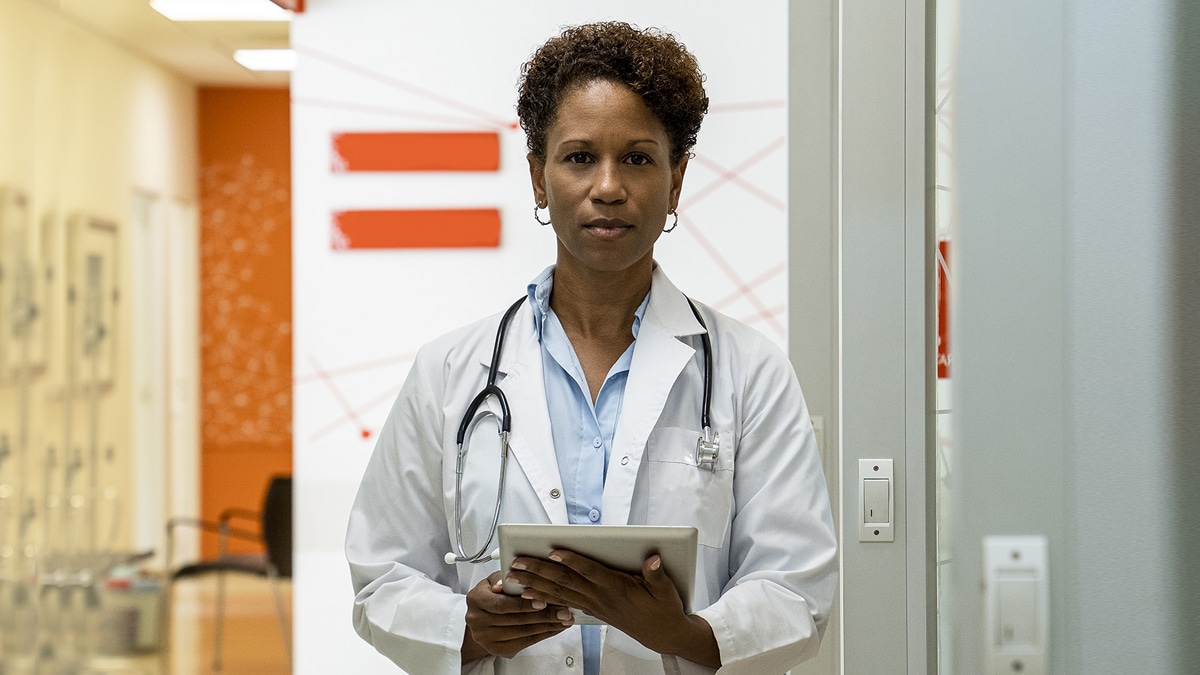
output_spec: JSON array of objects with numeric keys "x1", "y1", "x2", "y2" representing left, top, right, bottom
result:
[
  {"x1": 6, "y1": 575, "x2": 292, "y2": 675},
  {"x1": 161, "y1": 575, "x2": 292, "y2": 675}
]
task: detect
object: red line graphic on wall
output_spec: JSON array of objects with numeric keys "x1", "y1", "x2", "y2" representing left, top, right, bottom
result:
[
  {"x1": 332, "y1": 209, "x2": 501, "y2": 249},
  {"x1": 332, "y1": 131, "x2": 500, "y2": 172}
]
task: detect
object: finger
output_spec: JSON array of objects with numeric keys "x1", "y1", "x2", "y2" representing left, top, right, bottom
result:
[
  {"x1": 513, "y1": 552, "x2": 611, "y2": 594},
  {"x1": 469, "y1": 577, "x2": 551, "y2": 615},
  {"x1": 506, "y1": 567, "x2": 588, "y2": 608},
  {"x1": 474, "y1": 590, "x2": 550, "y2": 615},
  {"x1": 545, "y1": 549, "x2": 608, "y2": 579},
  {"x1": 483, "y1": 623, "x2": 573, "y2": 659},
  {"x1": 508, "y1": 558, "x2": 579, "y2": 595},
  {"x1": 471, "y1": 606, "x2": 575, "y2": 628}
]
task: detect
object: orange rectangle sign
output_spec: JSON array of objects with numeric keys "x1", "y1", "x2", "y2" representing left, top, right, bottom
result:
[
  {"x1": 332, "y1": 209, "x2": 501, "y2": 249},
  {"x1": 332, "y1": 132, "x2": 500, "y2": 172}
]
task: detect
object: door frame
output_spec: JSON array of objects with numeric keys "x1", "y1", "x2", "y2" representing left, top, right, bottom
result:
[{"x1": 788, "y1": 1, "x2": 934, "y2": 672}]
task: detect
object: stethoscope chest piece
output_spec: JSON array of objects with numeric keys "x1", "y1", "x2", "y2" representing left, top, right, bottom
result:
[{"x1": 696, "y1": 427, "x2": 720, "y2": 472}]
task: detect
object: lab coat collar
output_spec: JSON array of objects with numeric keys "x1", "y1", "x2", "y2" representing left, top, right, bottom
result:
[
  {"x1": 645, "y1": 263, "x2": 708, "y2": 339},
  {"x1": 469, "y1": 263, "x2": 706, "y2": 526}
]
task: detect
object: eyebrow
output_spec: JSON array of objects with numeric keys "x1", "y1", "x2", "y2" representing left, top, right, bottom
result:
[{"x1": 556, "y1": 138, "x2": 662, "y2": 147}]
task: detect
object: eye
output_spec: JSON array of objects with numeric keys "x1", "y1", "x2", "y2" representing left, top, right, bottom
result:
[
  {"x1": 565, "y1": 152, "x2": 592, "y2": 164},
  {"x1": 625, "y1": 153, "x2": 653, "y2": 166}
]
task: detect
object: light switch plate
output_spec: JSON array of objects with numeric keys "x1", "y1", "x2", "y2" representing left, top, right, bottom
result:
[
  {"x1": 983, "y1": 535, "x2": 1048, "y2": 674},
  {"x1": 858, "y1": 459, "x2": 894, "y2": 542}
]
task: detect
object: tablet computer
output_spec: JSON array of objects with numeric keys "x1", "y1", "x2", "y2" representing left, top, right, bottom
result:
[{"x1": 497, "y1": 524, "x2": 698, "y2": 625}]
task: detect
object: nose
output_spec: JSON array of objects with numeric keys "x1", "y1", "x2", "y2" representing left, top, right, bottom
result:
[{"x1": 589, "y1": 159, "x2": 626, "y2": 204}]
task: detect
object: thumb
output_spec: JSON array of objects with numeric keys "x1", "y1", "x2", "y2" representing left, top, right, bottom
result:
[
  {"x1": 487, "y1": 571, "x2": 504, "y2": 593},
  {"x1": 643, "y1": 555, "x2": 671, "y2": 589}
]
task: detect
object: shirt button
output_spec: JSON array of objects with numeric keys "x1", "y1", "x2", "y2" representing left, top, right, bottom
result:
[
  {"x1": 592, "y1": 437, "x2": 602, "y2": 448},
  {"x1": 620, "y1": 456, "x2": 629, "y2": 466},
  {"x1": 550, "y1": 489, "x2": 561, "y2": 499},
  {"x1": 588, "y1": 508, "x2": 600, "y2": 522},
  {"x1": 565, "y1": 656, "x2": 575, "y2": 667}
]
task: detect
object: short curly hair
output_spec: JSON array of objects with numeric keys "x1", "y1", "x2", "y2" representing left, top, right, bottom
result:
[{"x1": 517, "y1": 22, "x2": 709, "y2": 166}]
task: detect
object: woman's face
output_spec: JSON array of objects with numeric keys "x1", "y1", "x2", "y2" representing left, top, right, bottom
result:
[{"x1": 529, "y1": 79, "x2": 687, "y2": 278}]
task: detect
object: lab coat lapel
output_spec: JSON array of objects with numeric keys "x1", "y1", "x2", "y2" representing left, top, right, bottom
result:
[
  {"x1": 476, "y1": 302, "x2": 568, "y2": 525},
  {"x1": 603, "y1": 267, "x2": 705, "y2": 526}
]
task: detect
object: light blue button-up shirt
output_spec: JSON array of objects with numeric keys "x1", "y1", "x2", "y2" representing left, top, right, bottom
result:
[{"x1": 527, "y1": 266, "x2": 649, "y2": 675}]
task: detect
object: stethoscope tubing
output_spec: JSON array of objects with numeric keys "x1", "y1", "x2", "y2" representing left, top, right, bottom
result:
[
  {"x1": 449, "y1": 297, "x2": 525, "y2": 564},
  {"x1": 447, "y1": 294, "x2": 714, "y2": 565},
  {"x1": 684, "y1": 298, "x2": 713, "y2": 431}
]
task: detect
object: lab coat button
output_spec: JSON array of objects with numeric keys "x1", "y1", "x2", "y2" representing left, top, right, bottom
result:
[
  {"x1": 565, "y1": 656, "x2": 575, "y2": 667},
  {"x1": 550, "y1": 489, "x2": 561, "y2": 499},
  {"x1": 620, "y1": 456, "x2": 629, "y2": 466},
  {"x1": 588, "y1": 508, "x2": 600, "y2": 522},
  {"x1": 592, "y1": 437, "x2": 602, "y2": 448}
]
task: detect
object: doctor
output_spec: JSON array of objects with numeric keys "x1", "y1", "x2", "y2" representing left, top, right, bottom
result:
[{"x1": 346, "y1": 21, "x2": 837, "y2": 675}]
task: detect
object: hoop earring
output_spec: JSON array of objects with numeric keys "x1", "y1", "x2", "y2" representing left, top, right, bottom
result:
[
  {"x1": 663, "y1": 210, "x2": 679, "y2": 233},
  {"x1": 534, "y1": 203, "x2": 551, "y2": 226}
]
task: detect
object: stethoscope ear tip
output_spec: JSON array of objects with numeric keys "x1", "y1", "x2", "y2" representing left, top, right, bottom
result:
[{"x1": 444, "y1": 552, "x2": 459, "y2": 565}]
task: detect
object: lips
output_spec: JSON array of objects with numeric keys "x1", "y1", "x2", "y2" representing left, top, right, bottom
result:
[{"x1": 582, "y1": 218, "x2": 634, "y2": 238}]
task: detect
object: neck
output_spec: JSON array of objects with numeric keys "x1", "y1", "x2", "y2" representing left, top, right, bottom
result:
[{"x1": 550, "y1": 258, "x2": 653, "y2": 340}]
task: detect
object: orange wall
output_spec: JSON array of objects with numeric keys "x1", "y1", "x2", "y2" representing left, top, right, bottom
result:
[{"x1": 198, "y1": 88, "x2": 292, "y2": 557}]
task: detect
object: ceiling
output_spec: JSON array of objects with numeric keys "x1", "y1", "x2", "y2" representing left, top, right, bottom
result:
[{"x1": 55, "y1": 0, "x2": 291, "y2": 87}]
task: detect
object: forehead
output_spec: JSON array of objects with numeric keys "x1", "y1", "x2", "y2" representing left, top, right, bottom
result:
[{"x1": 547, "y1": 79, "x2": 668, "y2": 145}]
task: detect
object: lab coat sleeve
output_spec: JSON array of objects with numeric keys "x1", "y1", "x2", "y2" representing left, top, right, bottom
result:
[
  {"x1": 345, "y1": 343, "x2": 483, "y2": 674},
  {"x1": 688, "y1": 332, "x2": 838, "y2": 674}
]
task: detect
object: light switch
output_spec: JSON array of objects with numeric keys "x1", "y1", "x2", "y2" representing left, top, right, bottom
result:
[
  {"x1": 858, "y1": 460, "x2": 894, "y2": 542},
  {"x1": 863, "y1": 479, "x2": 890, "y2": 524},
  {"x1": 996, "y1": 577, "x2": 1038, "y2": 646},
  {"x1": 984, "y1": 536, "x2": 1048, "y2": 674}
]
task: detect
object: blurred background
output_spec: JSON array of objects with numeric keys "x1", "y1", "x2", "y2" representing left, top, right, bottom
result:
[{"x1": 1, "y1": 0, "x2": 1196, "y2": 674}]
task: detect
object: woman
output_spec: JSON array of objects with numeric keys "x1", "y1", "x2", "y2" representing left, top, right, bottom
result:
[{"x1": 346, "y1": 22, "x2": 836, "y2": 675}]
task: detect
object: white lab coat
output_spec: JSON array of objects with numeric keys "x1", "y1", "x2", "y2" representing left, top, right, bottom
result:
[{"x1": 346, "y1": 266, "x2": 837, "y2": 674}]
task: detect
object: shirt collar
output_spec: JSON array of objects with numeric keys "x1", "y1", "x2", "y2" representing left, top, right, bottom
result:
[{"x1": 526, "y1": 264, "x2": 651, "y2": 343}]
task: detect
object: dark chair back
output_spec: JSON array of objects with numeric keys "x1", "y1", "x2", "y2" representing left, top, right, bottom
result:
[{"x1": 261, "y1": 475, "x2": 293, "y2": 578}]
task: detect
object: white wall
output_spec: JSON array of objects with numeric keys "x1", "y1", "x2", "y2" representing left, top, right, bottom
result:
[
  {"x1": 0, "y1": 0, "x2": 197, "y2": 565},
  {"x1": 291, "y1": 1, "x2": 788, "y2": 671}
]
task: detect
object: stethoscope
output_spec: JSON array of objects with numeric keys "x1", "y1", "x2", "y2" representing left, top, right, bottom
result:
[{"x1": 444, "y1": 295, "x2": 718, "y2": 565}]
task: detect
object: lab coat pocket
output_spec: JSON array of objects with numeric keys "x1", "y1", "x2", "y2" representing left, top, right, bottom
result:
[{"x1": 644, "y1": 427, "x2": 734, "y2": 549}]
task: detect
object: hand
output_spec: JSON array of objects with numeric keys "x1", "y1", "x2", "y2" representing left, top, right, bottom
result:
[
  {"x1": 461, "y1": 571, "x2": 575, "y2": 663},
  {"x1": 505, "y1": 551, "x2": 721, "y2": 668}
]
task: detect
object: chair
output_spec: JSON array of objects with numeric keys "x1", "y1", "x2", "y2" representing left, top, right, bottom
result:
[{"x1": 165, "y1": 475, "x2": 292, "y2": 671}]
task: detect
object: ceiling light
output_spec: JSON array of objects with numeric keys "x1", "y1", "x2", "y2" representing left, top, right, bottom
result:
[
  {"x1": 150, "y1": 0, "x2": 293, "y2": 22},
  {"x1": 233, "y1": 49, "x2": 297, "y2": 71}
]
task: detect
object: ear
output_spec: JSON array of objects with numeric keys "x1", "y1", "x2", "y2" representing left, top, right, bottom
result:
[
  {"x1": 528, "y1": 153, "x2": 547, "y2": 206},
  {"x1": 669, "y1": 156, "x2": 689, "y2": 212}
]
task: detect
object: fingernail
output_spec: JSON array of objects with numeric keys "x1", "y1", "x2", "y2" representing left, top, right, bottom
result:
[
  {"x1": 521, "y1": 590, "x2": 534, "y2": 599},
  {"x1": 531, "y1": 600, "x2": 547, "y2": 610},
  {"x1": 557, "y1": 609, "x2": 572, "y2": 621},
  {"x1": 548, "y1": 554, "x2": 563, "y2": 562},
  {"x1": 650, "y1": 557, "x2": 661, "y2": 571},
  {"x1": 511, "y1": 561, "x2": 527, "y2": 570}
]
